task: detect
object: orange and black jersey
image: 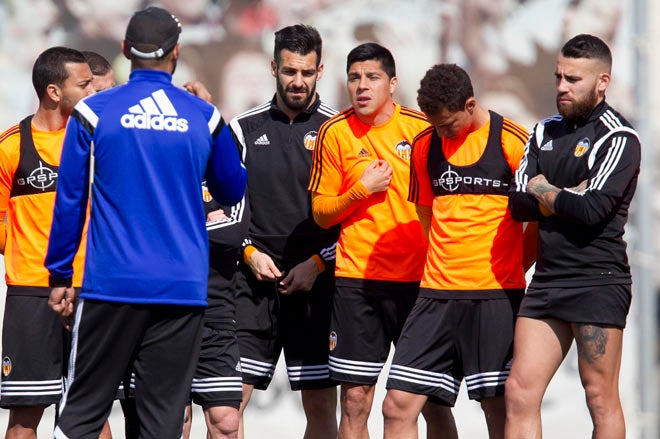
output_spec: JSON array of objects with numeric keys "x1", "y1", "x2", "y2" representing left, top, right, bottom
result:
[
  {"x1": 510, "y1": 100, "x2": 640, "y2": 287},
  {"x1": 0, "y1": 117, "x2": 86, "y2": 294},
  {"x1": 410, "y1": 112, "x2": 528, "y2": 298},
  {"x1": 309, "y1": 104, "x2": 429, "y2": 284}
]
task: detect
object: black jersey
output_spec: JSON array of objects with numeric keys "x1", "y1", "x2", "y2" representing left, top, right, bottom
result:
[
  {"x1": 229, "y1": 95, "x2": 339, "y2": 270},
  {"x1": 202, "y1": 183, "x2": 247, "y2": 322},
  {"x1": 509, "y1": 100, "x2": 640, "y2": 287}
]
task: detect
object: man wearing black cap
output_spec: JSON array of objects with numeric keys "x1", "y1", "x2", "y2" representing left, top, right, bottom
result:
[{"x1": 44, "y1": 7, "x2": 246, "y2": 439}]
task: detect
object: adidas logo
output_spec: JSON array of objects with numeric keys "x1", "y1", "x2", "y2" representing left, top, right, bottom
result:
[
  {"x1": 254, "y1": 134, "x2": 270, "y2": 146},
  {"x1": 358, "y1": 148, "x2": 370, "y2": 157},
  {"x1": 120, "y1": 89, "x2": 189, "y2": 132},
  {"x1": 540, "y1": 140, "x2": 553, "y2": 151}
]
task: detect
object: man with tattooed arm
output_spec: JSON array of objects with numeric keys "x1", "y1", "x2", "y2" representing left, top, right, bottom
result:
[{"x1": 505, "y1": 34, "x2": 640, "y2": 439}]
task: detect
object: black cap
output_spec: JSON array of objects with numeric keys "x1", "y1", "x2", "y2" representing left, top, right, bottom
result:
[{"x1": 124, "y1": 7, "x2": 181, "y2": 60}]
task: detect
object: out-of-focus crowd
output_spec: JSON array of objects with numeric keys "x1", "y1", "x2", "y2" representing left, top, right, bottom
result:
[{"x1": 0, "y1": 0, "x2": 632, "y2": 128}]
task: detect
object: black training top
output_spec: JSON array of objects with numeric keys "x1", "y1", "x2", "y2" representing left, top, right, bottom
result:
[
  {"x1": 229, "y1": 94, "x2": 340, "y2": 270},
  {"x1": 510, "y1": 100, "x2": 640, "y2": 287}
]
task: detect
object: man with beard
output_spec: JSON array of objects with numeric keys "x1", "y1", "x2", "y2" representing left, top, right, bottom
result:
[
  {"x1": 230, "y1": 24, "x2": 340, "y2": 438},
  {"x1": 505, "y1": 34, "x2": 640, "y2": 438}
]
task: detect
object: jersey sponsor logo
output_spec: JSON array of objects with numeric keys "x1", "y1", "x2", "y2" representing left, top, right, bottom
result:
[
  {"x1": 303, "y1": 131, "x2": 318, "y2": 150},
  {"x1": 541, "y1": 140, "x2": 553, "y2": 151},
  {"x1": 15, "y1": 161, "x2": 58, "y2": 191},
  {"x1": 395, "y1": 140, "x2": 412, "y2": 161},
  {"x1": 329, "y1": 331, "x2": 338, "y2": 351},
  {"x1": 2, "y1": 357, "x2": 11, "y2": 377},
  {"x1": 433, "y1": 165, "x2": 508, "y2": 192},
  {"x1": 120, "y1": 89, "x2": 189, "y2": 132},
  {"x1": 357, "y1": 148, "x2": 371, "y2": 158},
  {"x1": 574, "y1": 137, "x2": 591, "y2": 157},
  {"x1": 254, "y1": 134, "x2": 270, "y2": 145}
]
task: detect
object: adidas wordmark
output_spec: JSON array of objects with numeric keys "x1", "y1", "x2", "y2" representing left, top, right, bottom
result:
[{"x1": 120, "y1": 89, "x2": 189, "y2": 132}]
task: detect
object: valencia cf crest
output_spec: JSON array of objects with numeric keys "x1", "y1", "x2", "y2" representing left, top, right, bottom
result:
[
  {"x1": 329, "y1": 331, "x2": 338, "y2": 351},
  {"x1": 395, "y1": 140, "x2": 412, "y2": 161},
  {"x1": 201, "y1": 182, "x2": 212, "y2": 203},
  {"x1": 2, "y1": 356, "x2": 11, "y2": 377},
  {"x1": 574, "y1": 137, "x2": 591, "y2": 157},
  {"x1": 303, "y1": 131, "x2": 318, "y2": 151}
]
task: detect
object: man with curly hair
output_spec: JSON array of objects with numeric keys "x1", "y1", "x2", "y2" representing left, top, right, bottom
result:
[{"x1": 382, "y1": 63, "x2": 536, "y2": 438}]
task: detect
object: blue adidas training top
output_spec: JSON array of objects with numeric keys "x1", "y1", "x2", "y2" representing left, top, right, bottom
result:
[{"x1": 45, "y1": 69, "x2": 246, "y2": 306}]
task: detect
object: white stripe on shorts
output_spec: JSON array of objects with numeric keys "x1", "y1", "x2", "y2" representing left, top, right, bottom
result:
[
  {"x1": 388, "y1": 364, "x2": 460, "y2": 395},
  {"x1": 465, "y1": 370, "x2": 508, "y2": 391},
  {"x1": 1, "y1": 378, "x2": 63, "y2": 396},
  {"x1": 192, "y1": 377, "x2": 243, "y2": 393},
  {"x1": 287, "y1": 364, "x2": 330, "y2": 381},
  {"x1": 240, "y1": 357, "x2": 274, "y2": 378},
  {"x1": 329, "y1": 356, "x2": 384, "y2": 377}
]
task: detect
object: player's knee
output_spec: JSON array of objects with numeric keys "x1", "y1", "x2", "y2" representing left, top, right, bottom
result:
[
  {"x1": 342, "y1": 385, "x2": 372, "y2": 418},
  {"x1": 504, "y1": 374, "x2": 531, "y2": 410},
  {"x1": 583, "y1": 382, "x2": 620, "y2": 419},
  {"x1": 382, "y1": 393, "x2": 400, "y2": 422},
  {"x1": 382, "y1": 391, "x2": 413, "y2": 423},
  {"x1": 207, "y1": 407, "x2": 239, "y2": 439}
]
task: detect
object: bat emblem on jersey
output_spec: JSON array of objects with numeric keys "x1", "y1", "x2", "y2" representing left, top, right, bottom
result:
[
  {"x1": 304, "y1": 131, "x2": 318, "y2": 150},
  {"x1": 574, "y1": 137, "x2": 591, "y2": 157},
  {"x1": 2, "y1": 357, "x2": 11, "y2": 377},
  {"x1": 395, "y1": 140, "x2": 412, "y2": 161},
  {"x1": 329, "y1": 331, "x2": 338, "y2": 351}
]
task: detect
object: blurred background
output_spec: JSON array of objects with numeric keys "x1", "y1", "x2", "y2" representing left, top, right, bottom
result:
[{"x1": 0, "y1": 0, "x2": 657, "y2": 437}]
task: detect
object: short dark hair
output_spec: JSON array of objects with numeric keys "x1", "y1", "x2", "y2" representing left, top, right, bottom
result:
[
  {"x1": 32, "y1": 46, "x2": 87, "y2": 100},
  {"x1": 274, "y1": 24, "x2": 322, "y2": 66},
  {"x1": 417, "y1": 64, "x2": 474, "y2": 115},
  {"x1": 81, "y1": 51, "x2": 113, "y2": 76},
  {"x1": 346, "y1": 43, "x2": 396, "y2": 78},
  {"x1": 561, "y1": 34, "x2": 612, "y2": 70}
]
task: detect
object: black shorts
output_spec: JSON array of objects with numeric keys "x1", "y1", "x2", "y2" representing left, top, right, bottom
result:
[
  {"x1": 235, "y1": 263, "x2": 336, "y2": 391},
  {"x1": 116, "y1": 371, "x2": 136, "y2": 400},
  {"x1": 1, "y1": 295, "x2": 68, "y2": 408},
  {"x1": 55, "y1": 299, "x2": 203, "y2": 439},
  {"x1": 518, "y1": 284, "x2": 631, "y2": 328},
  {"x1": 328, "y1": 281, "x2": 418, "y2": 386},
  {"x1": 191, "y1": 322, "x2": 242, "y2": 410},
  {"x1": 386, "y1": 294, "x2": 522, "y2": 406}
]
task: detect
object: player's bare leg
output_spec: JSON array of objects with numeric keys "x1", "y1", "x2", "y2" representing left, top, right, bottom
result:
[
  {"x1": 237, "y1": 383, "x2": 254, "y2": 439},
  {"x1": 573, "y1": 324, "x2": 625, "y2": 439},
  {"x1": 338, "y1": 383, "x2": 375, "y2": 439},
  {"x1": 301, "y1": 387, "x2": 337, "y2": 439},
  {"x1": 505, "y1": 317, "x2": 573, "y2": 438}
]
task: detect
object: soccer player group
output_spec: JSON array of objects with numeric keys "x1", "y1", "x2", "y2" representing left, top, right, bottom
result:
[{"x1": 0, "y1": 5, "x2": 640, "y2": 439}]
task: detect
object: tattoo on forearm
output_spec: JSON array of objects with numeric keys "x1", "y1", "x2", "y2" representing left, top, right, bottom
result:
[
  {"x1": 576, "y1": 325, "x2": 608, "y2": 364},
  {"x1": 528, "y1": 182, "x2": 560, "y2": 198}
]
